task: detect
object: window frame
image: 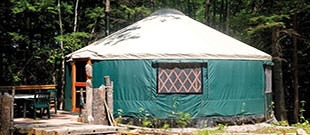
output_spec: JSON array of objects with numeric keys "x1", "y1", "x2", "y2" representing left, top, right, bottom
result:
[
  {"x1": 156, "y1": 62, "x2": 204, "y2": 94},
  {"x1": 264, "y1": 66, "x2": 272, "y2": 93}
]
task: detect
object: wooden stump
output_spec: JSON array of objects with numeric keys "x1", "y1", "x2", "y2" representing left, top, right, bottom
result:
[
  {"x1": 0, "y1": 93, "x2": 13, "y2": 135},
  {"x1": 92, "y1": 86, "x2": 108, "y2": 125},
  {"x1": 82, "y1": 62, "x2": 95, "y2": 124},
  {"x1": 86, "y1": 79, "x2": 94, "y2": 124},
  {"x1": 86, "y1": 79, "x2": 92, "y2": 116},
  {"x1": 104, "y1": 76, "x2": 113, "y2": 118},
  {"x1": 81, "y1": 87, "x2": 88, "y2": 123},
  {"x1": 81, "y1": 75, "x2": 114, "y2": 126}
]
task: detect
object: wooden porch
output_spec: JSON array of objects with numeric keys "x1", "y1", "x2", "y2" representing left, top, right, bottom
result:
[
  {"x1": 14, "y1": 110, "x2": 121, "y2": 135},
  {"x1": 1, "y1": 81, "x2": 118, "y2": 134}
]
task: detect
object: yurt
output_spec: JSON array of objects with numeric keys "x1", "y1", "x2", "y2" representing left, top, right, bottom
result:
[{"x1": 65, "y1": 9, "x2": 273, "y2": 126}]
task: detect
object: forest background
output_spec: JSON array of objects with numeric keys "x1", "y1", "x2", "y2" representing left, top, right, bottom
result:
[{"x1": 1, "y1": 0, "x2": 310, "y2": 124}]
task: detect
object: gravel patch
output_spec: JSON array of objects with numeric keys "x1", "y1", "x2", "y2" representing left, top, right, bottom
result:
[{"x1": 224, "y1": 123, "x2": 294, "y2": 133}]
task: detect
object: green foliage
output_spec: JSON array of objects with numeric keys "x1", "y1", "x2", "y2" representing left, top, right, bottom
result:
[
  {"x1": 292, "y1": 100, "x2": 310, "y2": 133},
  {"x1": 293, "y1": 120, "x2": 309, "y2": 128},
  {"x1": 85, "y1": 6, "x2": 105, "y2": 29},
  {"x1": 241, "y1": 102, "x2": 246, "y2": 114},
  {"x1": 117, "y1": 109, "x2": 123, "y2": 118},
  {"x1": 116, "y1": 109, "x2": 123, "y2": 125},
  {"x1": 272, "y1": 121, "x2": 289, "y2": 127},
  {"x1": 13, "y1": 74, "x2": 21, "y2": 83},
  {"x1": 142, "y1": 116, "x2": 153, "y2": 127},
  {"x1": 136, "y1": 107, "x2": 153, "y2": 127},
  {"x1": 268, "y1": 101, "x2": 275, "y2": 118},
  {"x1": 300, "y1": 100, "x2": 307, "y2": 123},
  {"x1": 216, "y1": 123, "x2": 227, "y2": 130},
  {"x1": 8, "y1": 32, "x2": 27, "y2": 42},
  {"x1": 55, "y1": 32, "x2": 92, "y2": 54},
  {"x1": 138, "y1": 107, "x2": 145, "y2": 118},
  {"x1": 197, "y1": 129, "x2": 225, "y2": 135},
  {"x1": 247, "y1": 14, "x2": 289, "y2": 35},
  {"x1": 163, "y1": 122, "x2": 169, "y2": 129},
  {"x1": 171, "y1": 97, "x2": 192, "y2": 128},
  {"x1": 171, "y1": 97, "x2": 179, "y2": 115},
  {"x1": 127, "y1": 98, "x2": 192, "y2": 128},
  {"x1": 176, "y1": 112, "x2": 192, "y2": 128}
]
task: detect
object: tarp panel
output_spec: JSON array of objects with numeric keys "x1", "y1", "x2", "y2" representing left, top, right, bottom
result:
[
  {"x1": 92, "y1": 59, "x2": 266, "y2": 118},
  {"x1": 155, "y1": 94, "x2": 202, "y2": 118},
  {"x1": 64, "y1": 63, "x2": 72, "y2": 111},
  {"x1": 114, "y1": 100, "x2": 156, "y2": 117},
  {"x1": 207, "y1": 60, "x2": 264, "y2": 101},
  {"x1": 200, "y1": 98, "x2": 264, "y2": 116},
  {"x1": 93, "y1": 60, "x2": 152, "y2": 101},
  {"x1": 201, "y1": 60, "x2": 264, "y2": 116}
]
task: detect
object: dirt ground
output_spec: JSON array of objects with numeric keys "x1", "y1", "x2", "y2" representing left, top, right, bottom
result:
[{"x1": 119, "y1": 123, "x2": 308, "y2": 135}]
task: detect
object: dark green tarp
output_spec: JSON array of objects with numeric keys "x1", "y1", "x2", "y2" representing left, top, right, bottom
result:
[
  {"x1": 91, "y1": 59, "x2": 265, "y2": 118},
  {"x1": 64, "y1": 63, "x2": 72, "y2": 111}
]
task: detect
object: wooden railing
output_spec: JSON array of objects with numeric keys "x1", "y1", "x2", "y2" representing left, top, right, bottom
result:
[{"x1": 0, "y1": 85, "x2": 56, "y2": 90}]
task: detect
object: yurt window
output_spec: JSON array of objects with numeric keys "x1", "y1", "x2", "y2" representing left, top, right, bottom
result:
[
  {"x1": 157, "y1": 63, "x2": 202, "y2": 94},
  {"x1": 265, "y1": 66, "x2": 272, "y2": 93}
]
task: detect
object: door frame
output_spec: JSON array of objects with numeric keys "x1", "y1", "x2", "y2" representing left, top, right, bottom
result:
[{"x1": 72, "y1": 58, "x2": 92, "y2": 112}]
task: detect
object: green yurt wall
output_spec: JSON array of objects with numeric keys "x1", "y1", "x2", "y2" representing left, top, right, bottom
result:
[{"x1": 91, "y1": 59, "x2": 265, "y2": 118}]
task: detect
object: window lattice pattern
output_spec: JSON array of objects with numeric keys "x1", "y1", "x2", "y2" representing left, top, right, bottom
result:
[{"x1": 158, "y1": 63, "x2": 202, "y2": 94}]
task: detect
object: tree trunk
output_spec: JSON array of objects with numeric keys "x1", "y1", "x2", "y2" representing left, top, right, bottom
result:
[
  {"x1": 272, "y1": 26, "x2": 288, "y2": 122},
  {"x1": 58, "y1": 0, "x2": 65, "y2": 110},
  {"x1": 91, "y1": 18, "x2": 97, "y2": 35},
  {"x1": 225, "y1": 0, "x2": 230, "y2": 34},
  {"x1": 292, "y1": 12, "x2": 299, "y2": 123},
  {"x1": 205, "y1": 0, "x2": 210, "y2": 25},
  {"x1": 105, "y1": 0, "x2": 110, "y2": 36},
  {"x1": 73, "y1": 0, "x2": 79, "y2": 33},
  {"x1": 72, "y1": 0, "x2": 79, "y2": 52}
]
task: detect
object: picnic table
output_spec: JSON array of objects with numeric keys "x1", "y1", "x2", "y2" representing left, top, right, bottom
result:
[
  {"x1": 14, "y1": 94, "x2": 35, "y2": 118},
  {"x1": 14, "y1": 94, "x2": 35, "y2": 99},
  {"x1": 0, "y1": 85, "x2": 56, "y2": 118}
]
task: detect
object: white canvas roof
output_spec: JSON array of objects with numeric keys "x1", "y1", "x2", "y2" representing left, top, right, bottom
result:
[{"x1": 67, "y1": 9, "x2": 272, "y2": 61}]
